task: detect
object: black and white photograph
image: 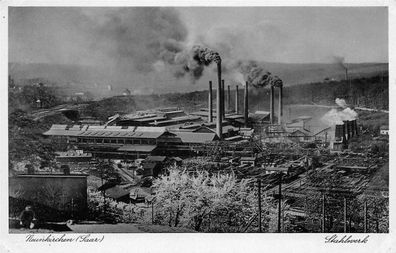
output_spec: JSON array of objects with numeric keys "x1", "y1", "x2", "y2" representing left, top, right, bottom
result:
[{"x1": 1, "y1": 1, "x2": 395, "y2": 252}]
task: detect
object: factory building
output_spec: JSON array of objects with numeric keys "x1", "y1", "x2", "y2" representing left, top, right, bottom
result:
[{"x1": 43, "y1": 124, "x2": 223, "y2": 158}]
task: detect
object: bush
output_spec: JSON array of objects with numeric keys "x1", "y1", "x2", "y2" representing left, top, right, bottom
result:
[{"x1": 152, "y1": 167, "x2": 273, "y2": 232}]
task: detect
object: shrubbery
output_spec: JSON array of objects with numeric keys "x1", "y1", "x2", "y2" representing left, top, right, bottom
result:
[{"x1": 152, "y1": 167, "x2": 275, "y2": 232}]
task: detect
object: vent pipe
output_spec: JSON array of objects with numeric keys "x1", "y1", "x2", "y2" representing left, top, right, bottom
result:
[
  {"x1": 270, "y1": 85, "x2": 275, "y2": 124},
  {"x1": 244, "y1": 82, "x2": 249, "y2": 127},
  {"x1": 221, "y1": 80, "x2": 225, "y2": 120},
  {"x1": 278, "y1": 84, "x2": 283, "y2": 124},
  {"x1": 216, "y1": 62, "x2": 223, "y2": 139},
  {"x1": 227, "y1": 85, "x2": 231, "y2": 113},
  {"x1": 235, "y1": 85, "x2": 239, "y2": 113},
  {"x1": 208, "y1": 81, "x2": 213, "y2": 122},
  {"x1": 343, "y1": 121, "x2": 348, "y2": 141}
]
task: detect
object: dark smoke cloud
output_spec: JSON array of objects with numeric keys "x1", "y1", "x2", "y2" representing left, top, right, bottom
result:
[
  {"x1": 222, "y1": 60, "x2": 274, "y2": 88},
  {"x1": 174, "y1": 45, "x2": 221, "y2": 80},
  {"x1": 271, "y1": 76, "x2": 283, "y2": 87},
  {"x1": 89, "y1": 7, "x2": 189, "y2": 73}
]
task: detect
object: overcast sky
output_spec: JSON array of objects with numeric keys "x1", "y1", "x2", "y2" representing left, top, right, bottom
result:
[
  {"x1": 8, "y1": 7, "x2": 388, "y2": 93},
  {"x1": 9, "y1": 7, "x2": 388, "y2": 65}
]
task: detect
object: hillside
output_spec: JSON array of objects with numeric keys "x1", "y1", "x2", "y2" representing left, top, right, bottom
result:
[
  {"x1": 82, "y1": 75, "x2": 388, "y2": 121},
  {"x1": 9, "y1": 62, "x2": 388, "y2": 97}
]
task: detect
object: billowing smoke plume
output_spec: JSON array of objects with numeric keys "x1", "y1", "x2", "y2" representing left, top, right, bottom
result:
[
  {"x1": 225, "y1": 61, "x2": 273, "y2": 87},
  {"x1": 88, "y1": 8, "x2": 194, "y2": 76},
  {"x1": 321, "y1": 98, "x2": 357, "y2": 125},
  {"x1": 9, "y1": 7, "x2": 225, "y2": 87},
  {"x1": 226, "y1": 61, "x2": 284, "y2": 89},
  {"x1": 271, "y1": 76, "x2": 283, "y2": 87},
  {"x1": 335, "y1": 98, "x2": 348, "y2": 108},
  {"x1": 174, "y1": 45, "x2": 221, "y2": 80}
]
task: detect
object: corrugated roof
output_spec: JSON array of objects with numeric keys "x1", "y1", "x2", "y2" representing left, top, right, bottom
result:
[
  {"x1": 174, "y1": 132, "x2": 217, "y2": 144},
  {"x1": 43, "y1": 124, "x2": 167, "y2": 139},
  {"x1": 132, "y1": 116, "x2": 167, "y2": 122},
  {"x1": 117, "y1": 145, "x2": 157, "y2": 152},
  {"x1": 149, "y1": 115, "x2": 201, "y2": 126}
]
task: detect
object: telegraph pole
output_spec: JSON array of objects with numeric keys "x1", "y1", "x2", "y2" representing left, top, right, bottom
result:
[
  {"x1": 278, "y1": 173, "x2": 282, "y2": 233},
  {"x1": 258, "y1": 179, "x2": 262, "y2": 232},
  {"x1": 344, "y1": 197, "x2": 347, "y2": 233},
  {"x1": 364, "y1": 201, "x2": 368, "y2": 233},
  {"x1": 322, "y1": 194, "x2": 326, "y2": 233},
  {"x1": 152, "y1": 201, "x2": 154, "y2": 224}
]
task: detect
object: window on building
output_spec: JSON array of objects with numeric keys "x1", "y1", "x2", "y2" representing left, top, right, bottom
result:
[
  {"x1": 111, "y1": 139, "x2": 117, "y2": 144},
  {"x1": 126, "y1": 139, "x2": 132, "y2": 144},
  {"x1": 141, "y1": 139, "x2": 148, "y2": 145},
  {"x1": 104, "y1": 139, "x2": 110, "y2": 143},
  {"x1": 118, "y1": 139, "x2": 124, "y2": 144}
]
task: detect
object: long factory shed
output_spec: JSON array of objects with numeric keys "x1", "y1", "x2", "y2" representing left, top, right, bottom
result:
[{"x1": 44, "y1": 124, "x2": 219, "y2": 158}]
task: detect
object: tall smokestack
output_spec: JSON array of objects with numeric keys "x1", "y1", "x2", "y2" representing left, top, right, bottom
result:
[
  {"x1": 208, "y1": 81, "x2": 213, "y2": 122},
  {"x1": 244, "y1": 82, "x2": 249, "y2": 127},
  {"x1": 227, "y1": 85, "x2": 231, "y2": 113},
  {"x1": 216, "y1": 62, "x2": 223, "y2": 139},
  {"x1": 235, "y1": 85, "x2": 239, "y2": 114},
  {"x1": 270, "y1": 85, "x2": 275, "y2": 124},
  {"x1": 278, "y1": 85, "x2": 283, "y2": 125},
  {"x1": 221, "y1": 80, "x2": 225, "y2": 120},
  {"x1": 343, "y1": 121, "x2": 349, "y2": 141},
  {"x1": 342, "y1": 122, "x2": 346, "y2": 143},
  {"x1": 345, "y1": 68, "x2": 348, "y2": 81}
]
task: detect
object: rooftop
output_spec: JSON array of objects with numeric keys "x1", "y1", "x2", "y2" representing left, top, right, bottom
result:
[
  {"x1": 173, "y1": 132, "x2": 218, "y2": 144},
  {"x1": 14, "y1": 173, "x2": 88, "y2": 178},
  {"x1": 44, "y1": 125, "x2": 167, "y2": 139},
  {"x1": 117, "y1": 145, "x2": 157, "y2": 152}
]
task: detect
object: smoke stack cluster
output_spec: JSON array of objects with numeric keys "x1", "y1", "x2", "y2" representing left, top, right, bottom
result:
[
  {"x1": 335, "y1": 119, "x2": 358, "y2": 147},
  {"x1": 335, "y1": 124, "x2": 345, "y2": 141}
]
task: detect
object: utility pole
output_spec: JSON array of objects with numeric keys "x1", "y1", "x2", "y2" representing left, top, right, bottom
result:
[
  {"x1": 258, "y1": 179, "x2": 262, "y2": 232},
  {"x1": 364, "y1": 201, "x2": 368, "y2": 233},
  {"x1": 322, "y1": 194, "x2": 325, "y2": 233},
  {"x1": 152, "y1": 201, "x2": 154, "y2": 224},
  {"x1": 344, "y1": 197, "x2": 347, "y2": 233},
  {"x1": 278, "y1": 173, "x2": 282, "y2": 233}
]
